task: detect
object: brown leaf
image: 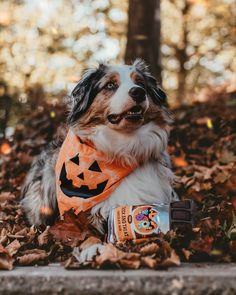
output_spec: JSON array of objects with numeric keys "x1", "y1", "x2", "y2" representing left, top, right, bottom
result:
[
  {"x1": 196, "y1": 116, "x2": 211, "y2": 125},
  {"x1": 220, "y1": 150, "x2": 236, "y2": 164},
  {"x1": 190, "y1": 236, "x2": 214, "y2": 254},
  {"x1": 17, "y1": 249, "x2": 48, "y2": 266},
  {"x1": 192, "y1": 227, "x2": 201, "y2": 233},
  {"x1": 0, "y1": 244, "x2": 13, "y2": 270},
  {"x1": 159, "y1": 240, "x2": 172, "y2": 258},
  {"x1": 79, "y1": 236, "x2": 102, "y2": 251},
  {"x1": 119, "y1": 258, "x2": 140, "y2": 269},
  {"x1": 38, "y1": 226, "x2": 51, "y2": 246},
  {"x1": 23, "y1": 226, "x2": 37, "y2": 244},
  {"x1": 0, "y1": 228, "x2": 7, "y2": 242},
  {"x1": 49, "y1": 210, "x2": 99, "y2": 245},
  {"x1": 159, "y1": 250, "x2": 181, "y2": 267},
  {"x1": 141, "y1": 256, "x2": 157, "y2": 269},
  {"x1": 5, "y1": 239, "x2": 21, "y2": 256},
  {"x1": 96, "y1": 243, "x2": 140, "y2": 269},
  {"x1": 14, "y1": 228, "x2": 28, "y2": 237},
  {"x1": 201, "y1": 182, "x2": 212, "y2": 190},
  {"x1": 140, "y1": 243, "x2": 160, "y2": 256},
  {"x1": 182, "y1": 248, "x2": 192, "y2": 261},
  {"x1": 214, "y1": 171, "x2": 230, "y2": 184},
  {"x1": 0, "y1": 192, "x2": 15, "y2": 202}
]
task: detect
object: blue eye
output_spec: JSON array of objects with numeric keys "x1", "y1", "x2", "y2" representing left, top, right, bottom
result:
[{"x1": 105, "y1": 82, "x2": 117, "y2": 90}]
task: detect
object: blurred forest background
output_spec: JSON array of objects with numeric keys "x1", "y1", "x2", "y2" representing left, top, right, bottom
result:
[{"x1": 0, "y1": 0, "x2": 235, "y2": 139}]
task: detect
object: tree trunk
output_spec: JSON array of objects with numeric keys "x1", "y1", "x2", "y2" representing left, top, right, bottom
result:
[
  {"x1": 125, "y1": 0, "x2": 162, "y2": 82},
  {"x1": 175, "y1": 1, "x2": 190, "y2": 104}
]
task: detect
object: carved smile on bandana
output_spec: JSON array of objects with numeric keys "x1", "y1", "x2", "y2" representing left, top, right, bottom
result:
[
  {"x1": 55, "y1": 129, "x2": 136, "y2": 215},
  {"x1": 59, "y1": 157, "x2": 108, "y2": 199}
]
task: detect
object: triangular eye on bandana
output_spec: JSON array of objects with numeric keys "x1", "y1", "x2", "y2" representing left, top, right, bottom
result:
[
  {"x1": 59, "y1": 160, "x2": 109, "y2": 199},
  {"x1": 55, "y1": 129, "x2": 136, "y2": 216}
]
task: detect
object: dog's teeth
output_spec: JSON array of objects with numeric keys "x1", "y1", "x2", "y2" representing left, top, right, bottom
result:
[{"x1": 126, "y1": 108, "x2": 143, "y2": 116}]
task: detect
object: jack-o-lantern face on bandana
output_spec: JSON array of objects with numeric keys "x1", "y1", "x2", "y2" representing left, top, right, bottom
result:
[{"x1": 55, "y1": 129, "x2": 136, "y2": 216}]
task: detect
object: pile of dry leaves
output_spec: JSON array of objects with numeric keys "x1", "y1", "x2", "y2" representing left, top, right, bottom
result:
[{"x1": 0, "y1": 88, "x2": 235, "y2": 270}]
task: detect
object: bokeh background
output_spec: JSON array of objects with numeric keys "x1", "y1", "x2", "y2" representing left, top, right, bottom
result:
[{"x1": 0, "y1": 0, "x2": 235, "y2": 138}]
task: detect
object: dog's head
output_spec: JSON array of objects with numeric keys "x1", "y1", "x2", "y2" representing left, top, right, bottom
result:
[{"x1": 68, "y1": 59, "x2": 172, "y2": 165}]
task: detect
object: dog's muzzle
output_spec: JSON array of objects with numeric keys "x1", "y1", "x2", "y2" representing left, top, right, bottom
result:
[{"x1": 107, "y1": 105, "x2": 144, "y2": 124}]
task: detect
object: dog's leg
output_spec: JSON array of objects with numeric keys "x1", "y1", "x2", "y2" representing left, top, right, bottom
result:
[
  {"x1": 21, "y1": 147, "x2": 59, "y2": 225},
  {"x1": 73, "y1": 244, "x2": 106, "y2": 263}
]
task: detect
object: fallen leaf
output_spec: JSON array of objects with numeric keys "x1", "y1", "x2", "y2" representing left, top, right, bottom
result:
[
  {"x1": 17, "y1": 249, "x2": 48, "y2": 266},
  {"x1": 141, "y1": 256, "x2": 157, "y2": 269},
  {"x1": 0, "y1": 142, "x2": 11, "y2": 155},
  {"x1": 172, "y1": 157, "x2": 188, "y2": 167},
  {"x1": 196, "y1": 116, "x2": 211, "y2": 125},
  {"x1": 220, "y1": 150, "x2": 236, "y2": 164},
  {"x1": 214, "y1": 171, "x2": 230, "y2": 184},
  {"x1": 190, "y1": 236, "x2": 214, "y2": 254},
  {"x1": 206, "y1": 118, "x2": 213, "y2": 129},
  {"x1": 0, "y1": 244, "x2": 13, "y2": 270},
  {"x1": 192, "y1": 227, "x2": 200, "y2": 233},
  {"x1": 38, "y1": 226, "x2": 51, "y2": 246},
  {"x1": 182, "y1": 248, "x2": 192, "y2": 261},
  {"x1": 49, "y1": 210, "x2": 100, "y2": 245},
  {"x1": 5, "y1": 239, "x2": 21, "y2": 256},
  {"x1": 79, "y1": 236, "x2": 102, "y2": 251},
  {"x1": 96, "y1": 243, "x2": 140, "y2": 269},
  {"x1": 159, "y1": 250, "x2": 181, "y2": 267},
  {"x1": 119, "y1": 258, "x2": 140, "y2": 269},
  {"x1": 159, "y1": 240, "x2": 172, "y2": 259},
  {"x1": 140, "y1": 243, "x2": 160, "y2": 256},
  {"x1": 231, "y1": 197, "x2": 236, "y2": 210},
  {"x1": 0, "y1": 192, "x2": 15, "y2": 202},
  {"x1": 14, "y1": 228, "x2": 28, "y2": 237},
  {"x1": 0, "y1": 229, "x2": 7, "y2": 244}
]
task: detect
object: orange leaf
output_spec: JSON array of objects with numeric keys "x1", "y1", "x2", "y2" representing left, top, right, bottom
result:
[
  {"x1": 0, "y1": 142, "x2": 11, "y2": 155},
  {"x1": 172, "y1": 157, "x2": 188, "y2": 167}
]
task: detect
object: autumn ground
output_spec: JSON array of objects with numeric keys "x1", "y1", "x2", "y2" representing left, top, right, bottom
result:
[{"x1": 0, "y1": 85, "x2": 235, "y2": 271}]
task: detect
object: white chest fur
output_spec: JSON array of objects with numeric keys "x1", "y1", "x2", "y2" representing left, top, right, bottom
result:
[{"x1": 91, "y1": 161, "x2": 177, "y2": 219}]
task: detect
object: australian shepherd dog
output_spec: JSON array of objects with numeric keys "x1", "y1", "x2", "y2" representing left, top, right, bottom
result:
[{"x1": 21, "y1": 59, "x2": 177, "y2": 259}]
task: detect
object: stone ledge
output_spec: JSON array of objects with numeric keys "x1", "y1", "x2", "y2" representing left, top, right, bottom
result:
[{"x1": 0, "y1": 263, "x2": 236, "y2": 295}]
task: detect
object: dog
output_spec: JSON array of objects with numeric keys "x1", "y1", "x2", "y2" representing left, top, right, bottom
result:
[{"x1": 21, "y1": 59, "x2": 177, "y2": 260}]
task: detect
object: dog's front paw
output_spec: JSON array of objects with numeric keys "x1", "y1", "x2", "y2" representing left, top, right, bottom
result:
[{"x1": 73, "y1": 243, "x2": 105, "y2": 263}]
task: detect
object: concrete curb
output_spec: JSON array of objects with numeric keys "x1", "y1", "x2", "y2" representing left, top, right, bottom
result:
[{"x1": 0, "y1": 263, "x2": 236, "y2": 295}]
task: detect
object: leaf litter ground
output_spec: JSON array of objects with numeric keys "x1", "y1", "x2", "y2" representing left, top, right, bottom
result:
[{"x1": 0, "y1": 88, "x2": 235, "y2": 270}]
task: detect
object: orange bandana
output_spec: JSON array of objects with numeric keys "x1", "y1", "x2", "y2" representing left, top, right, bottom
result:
[{"x1": 55, "y1": 129, "x2": 136, "y2": 216}]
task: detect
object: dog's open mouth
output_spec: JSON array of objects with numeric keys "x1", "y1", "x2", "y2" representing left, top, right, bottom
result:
[{"x1": 107, "y1": 106, "x2": 144, "y2": 124}]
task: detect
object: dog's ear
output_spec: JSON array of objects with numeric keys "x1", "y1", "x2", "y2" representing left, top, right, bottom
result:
[
  {"x1": 133, "y1": 59, "x2": 167, "y2": 106},
  {"x1": 145, "y1": 76, "x2": 167, "y2": 106},
  {"x1": 68, "y1": 64, "x2": 106, "y2": 124}
]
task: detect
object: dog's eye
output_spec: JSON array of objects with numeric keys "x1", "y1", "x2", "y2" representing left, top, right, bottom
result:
[{"x1": 105, "y1": 82, "x2": 117, "y2": 90}]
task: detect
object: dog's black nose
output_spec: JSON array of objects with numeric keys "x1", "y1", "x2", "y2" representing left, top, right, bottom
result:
[{"x1": 128, "y1": 87, "x2": 146, "y2": 103}]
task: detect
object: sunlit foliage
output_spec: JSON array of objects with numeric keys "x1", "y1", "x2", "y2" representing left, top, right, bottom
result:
[{"x1": 0, "y1": 0, "x2": 235, "y2": 105}]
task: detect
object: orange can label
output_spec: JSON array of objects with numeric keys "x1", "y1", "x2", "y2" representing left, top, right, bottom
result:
[{"x1": 111, "y1": 205, "x2": 162, "y2": 242}]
